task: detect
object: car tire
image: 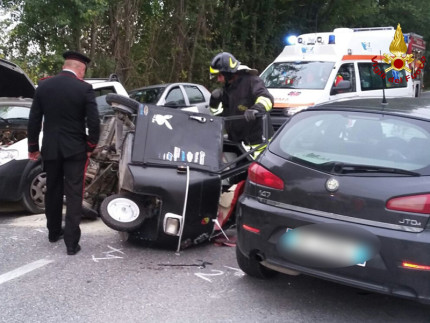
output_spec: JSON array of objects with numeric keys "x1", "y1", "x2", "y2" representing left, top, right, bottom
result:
[
  {"x1": 82, "y1": 204, "x2": 99, "y2": 220},
  {"x1": 106, "y1": 93, "x2": 140, "y2": 113},
  {"x1": 21, "y1": 166, "x2": 46, "y2": 214},
  {"x1": 236, "y1": 246, "x2": 277, "y2": 279},
  {"x1": 99, "y1": 193, "x2": 145, "y2": 232}
]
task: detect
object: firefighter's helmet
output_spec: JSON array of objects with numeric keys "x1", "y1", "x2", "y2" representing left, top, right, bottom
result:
[{"x1": 210, "y1": 52, "x2": 240, "y2": 76}]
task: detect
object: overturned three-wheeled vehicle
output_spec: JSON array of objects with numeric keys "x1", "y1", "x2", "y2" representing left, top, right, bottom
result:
[{"x1": 85, "y1": 94, "x2": 269, "y2": 251}]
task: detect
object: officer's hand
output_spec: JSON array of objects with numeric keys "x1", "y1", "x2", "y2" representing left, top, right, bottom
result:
[
  {"x1": 244, "y1": 109, "x2": 258, "y2": 122},
  {"x1": 28, "y1": 151, "x2": 40, "y2": 161}
]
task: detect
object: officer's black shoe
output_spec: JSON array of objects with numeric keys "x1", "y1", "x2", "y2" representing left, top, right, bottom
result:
[
  {"x1": 48, "y1": 229, "x2": 64, "y2": 243},
  {"x1": 67, "y1": 244, "x2": 81, "y2": 256}
]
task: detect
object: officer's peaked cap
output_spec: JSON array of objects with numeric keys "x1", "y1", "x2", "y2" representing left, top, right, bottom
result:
[{"x1": 63, "y1": 50, "x2": 91, "y2": 65}]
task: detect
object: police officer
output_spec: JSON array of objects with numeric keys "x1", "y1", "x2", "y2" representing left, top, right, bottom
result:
[
  {"x1": 27, "y1": 50, "x2": 100, "y2": 255},
  {"x1": 209, "y1": 52, "x2": 274, "y2": 156}
]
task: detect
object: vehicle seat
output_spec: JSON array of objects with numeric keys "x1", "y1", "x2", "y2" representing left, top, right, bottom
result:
[
  {"x1": 346, "y1": 120, "x2": 384, "y2": 157},
  {"x1": 408, "y1": 137, "x2": 430, "y2": 165}
]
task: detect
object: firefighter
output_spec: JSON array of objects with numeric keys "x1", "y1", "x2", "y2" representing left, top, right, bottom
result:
[{"x1": 209, "y1": 52, "x2": 274, "y2": 157}]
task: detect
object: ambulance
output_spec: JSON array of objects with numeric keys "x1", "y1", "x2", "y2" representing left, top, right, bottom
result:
[{"x1": 260, "y1": 26, "x2": 426, "y2": 129}]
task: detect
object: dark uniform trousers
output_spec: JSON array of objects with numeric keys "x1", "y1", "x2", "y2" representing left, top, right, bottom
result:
[{"x1": 44, "y1": 151, "x2": 88, "y2": 249}]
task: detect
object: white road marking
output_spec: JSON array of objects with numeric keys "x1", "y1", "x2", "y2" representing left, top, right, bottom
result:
[{"x1": 0, "y1": 259, "x2": 53, "y2": 285}]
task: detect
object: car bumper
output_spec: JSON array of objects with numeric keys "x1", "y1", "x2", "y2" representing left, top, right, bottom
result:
[
  {"x1": 117, "y1": 164, "x2": 221, "y2": 246},
  {"x1": 0, "y1": 159, "x2": 29, "y2": 202},
  {"x1": 236, "y1": 194, "x2": 430, "y2": 304}
]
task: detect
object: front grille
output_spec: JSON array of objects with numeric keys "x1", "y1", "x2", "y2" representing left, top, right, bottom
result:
[{"x1": 270, "y1": 108, "x2": 286, "y2": 117}]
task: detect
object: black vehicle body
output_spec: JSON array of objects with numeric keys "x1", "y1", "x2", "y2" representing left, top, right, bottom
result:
[
  {"x1": 236, "y1": 97, "x2": 430, "y2": 304},
  {"x1": 95, "y1": 94, "x2": 267, "y2": 250}
]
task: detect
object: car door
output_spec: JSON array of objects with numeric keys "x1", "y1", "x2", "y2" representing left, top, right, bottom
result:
[
  {"x1": 182, "y1": 84, "x2": 209, "y2": 114},
  {"x1": 163, "y1": 85, "x2": 187, "y2": 108}
]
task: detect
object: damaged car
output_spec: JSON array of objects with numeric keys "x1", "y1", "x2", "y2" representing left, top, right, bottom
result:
[
  {"x1": 88, "y1": 94, "x2": 269, "y2": 250},
  {"x1": 0, "y1": 58, "x2": 42, "y2": 212},
  {"x1": 0, "y1": 58, "x2": 129, "y2": 214}
]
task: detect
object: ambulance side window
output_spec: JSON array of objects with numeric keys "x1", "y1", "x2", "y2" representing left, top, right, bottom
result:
[
  {"x1": 331, "y1": 63, "x2": 356, "y2": 95},
  {"x1": 358, "y1": 63, "x2": 407, "y2": 91}
]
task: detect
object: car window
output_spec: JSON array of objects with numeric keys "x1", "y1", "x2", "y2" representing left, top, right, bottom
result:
[
  {"x1": 129, "y1": 87, "x2": 165, "y2": 104},
  {"x1": 358, "y1": 63, "x2": 407, "y2": 91},
  {"x1": 330, "y1": 63, "x2": 356, "y2": 94},
  {"x1": 184, "y1": 85, "x2": 205, "y2": 104},
  {"x1": 270, "y1": 110, "x2": 430, "y2": 173},
  {"x1": 0, "y1": 106, "x2": 30, "y2": 119},
  {"x1": 93, "y1": 86, "x2": 117, "y2": 117},
  {"x1": 261, "y1": 61, "x2": 335, "y2": 90},
  {"x1": 165, "y1": 87, "x2": 185, "y2": 106}
]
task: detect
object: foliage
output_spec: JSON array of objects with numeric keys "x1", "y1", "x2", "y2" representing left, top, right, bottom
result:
[{"x1": 0, "y1": 0, "x2": 429, "y2": 90}]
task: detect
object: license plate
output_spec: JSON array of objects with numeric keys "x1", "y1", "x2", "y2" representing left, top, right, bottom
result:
[{"x1": 280, "y1": 227, "x2": 370, "y2": 268}]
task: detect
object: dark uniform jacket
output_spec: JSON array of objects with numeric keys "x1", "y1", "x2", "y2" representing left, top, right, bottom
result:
[
  {"x1": 28, "y1": 70, "x2": 100, "y2": 160},
  {"x1": 219, "y1": 72, "x2": 274, "y2": 145}
]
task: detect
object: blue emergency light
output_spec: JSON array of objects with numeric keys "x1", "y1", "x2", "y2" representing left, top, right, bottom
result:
[{"x1": 285, "y1": 35, "x2": 298, "y2": 45}]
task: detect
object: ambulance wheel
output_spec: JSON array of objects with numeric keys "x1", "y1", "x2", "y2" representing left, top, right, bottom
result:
[
  {"x1": 99, "y1": 194, "x2": 145, "y2": 231},
  {"x1": 415, "y1": 85, "x2": 420, "y2": 97}
]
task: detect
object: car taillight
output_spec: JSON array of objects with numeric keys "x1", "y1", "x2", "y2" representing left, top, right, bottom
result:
[
  {"x1": 386, "y1": 194, "x2": 430, "y2": 214},
  {"x1": 402, "y1": 261, "x2": 430, "y2": 271},
  {"x1": 248, "y1": 162, "x2": 284, "y2": 190}
]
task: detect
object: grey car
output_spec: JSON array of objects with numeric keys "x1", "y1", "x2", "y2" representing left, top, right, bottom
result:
[
  {"x1": 236, "y1": 97, "x2": 430, "y2": 304},
  {"x1": 128, "y1": 82, "x2": 211, "y2": 114}
]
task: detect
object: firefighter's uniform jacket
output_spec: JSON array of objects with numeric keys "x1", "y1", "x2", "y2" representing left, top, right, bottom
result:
[{"x1": 210, "y1": 71, "x2": 274, "y2": 145}]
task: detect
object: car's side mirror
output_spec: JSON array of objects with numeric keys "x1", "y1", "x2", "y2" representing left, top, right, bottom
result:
[{"x1": 330, "y1": 80, "x2": 351, "y2": 95}]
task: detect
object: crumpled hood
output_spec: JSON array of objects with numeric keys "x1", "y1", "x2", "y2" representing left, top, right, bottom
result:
[{"x1": 0, "y1": 58, "x2": 35, "y2": 98}]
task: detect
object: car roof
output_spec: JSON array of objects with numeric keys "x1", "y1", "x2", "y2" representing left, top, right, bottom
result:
[
  {"x1": 129, "y1": 82, "x2": 206, "y2": 92},
  {"x1": 310, "y1": 97, "x2": 430, "y2": 121},
  {"x1": 85, "y1": 74, "x2": 121, "y2": 84}
]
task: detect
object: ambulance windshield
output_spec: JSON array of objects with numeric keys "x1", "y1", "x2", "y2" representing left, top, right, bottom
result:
[{"x1": 261, "y1": 61, "x2": 335, "y2": 90}]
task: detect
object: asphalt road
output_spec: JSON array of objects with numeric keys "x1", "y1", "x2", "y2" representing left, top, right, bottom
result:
[
  {"x1": 2, "y1": 92, "x2": 430, "y2": 322},
  {"x1": 1, "y1": 203, "x2": 430, "y2": 323}
]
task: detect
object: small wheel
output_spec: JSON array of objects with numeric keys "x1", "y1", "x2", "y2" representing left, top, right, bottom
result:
[
  {"x1": 106, "y1": 93, "x2": 139, "y2": 114},
  {"x1": 99, "y1": 193, "x2": 145, "y2": 231},
  {"x1": 21, "y1": 166, "x2": 46, "y2": 214},
  {"x1": 236, "y1": 246, "x2": 277, "y2": 279}
]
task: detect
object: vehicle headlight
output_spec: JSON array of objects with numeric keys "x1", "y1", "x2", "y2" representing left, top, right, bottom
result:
[
  {"x1": 287, "y1": 106, "x2": 309, "y2": 116},
  {"x1": 0, "y1": 149, "x2": 19, "y2": 166}
]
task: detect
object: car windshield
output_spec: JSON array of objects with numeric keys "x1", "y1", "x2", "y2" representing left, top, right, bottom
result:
[
  {"x1": 129, "y1": 87, "x2": 165, "y2": 104},
  {"x1": 0, "y1": 105, "x2": 30, "y2": 120},
  {"x1": 270, "y1": 110, "x2": 430, "y2": 174},
  {"x1": 260, "y1": 61, "x2": 335, "y2": 90}
]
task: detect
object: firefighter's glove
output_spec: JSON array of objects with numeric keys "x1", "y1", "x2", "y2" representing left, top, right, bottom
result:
[
  {"x1": 211, "y1": 88, "x2": 223, "y2": 100},
  {"x1": 210, "y1": 88, "x2": 223, "y2": 107},
  {"x1": 244, "y1": 109, "x2": 258, "y2": 122}
]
